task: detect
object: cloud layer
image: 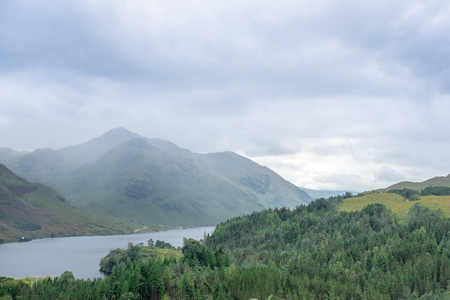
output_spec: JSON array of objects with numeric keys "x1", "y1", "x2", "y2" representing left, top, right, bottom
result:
[{"x1": 1, "y1": 0, "x2": 450, "y2": 191}]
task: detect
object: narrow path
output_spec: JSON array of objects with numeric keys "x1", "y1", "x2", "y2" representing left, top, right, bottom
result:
[{"x1": 134, "y1": 226, "x2": 147, "y2": 233}]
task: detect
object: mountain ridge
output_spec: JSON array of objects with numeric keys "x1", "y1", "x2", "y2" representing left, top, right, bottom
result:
[
  {"x1": 0, "y1": 128, "x2": 312, "y2": 227},
  {"x1": 385, "y1": 174, "x2": 450, "y2": 191}
]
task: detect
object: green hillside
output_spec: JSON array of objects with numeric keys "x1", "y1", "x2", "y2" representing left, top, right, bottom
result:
[
  {"x1": 0, "y1": 164, "x2": 138, "y2": 243},
  {"x1": 339, "y1": 173, "x2": 450, "y2": 221},
  {"x1": 339, "y1": 192, "x2": 450, "y2": 221},
  {"x1": 1, "y1": 128, "x2": 312, "y2": 227},
  {"x1": 385, "y1": 174, "x2": 450, "y2": 191}
]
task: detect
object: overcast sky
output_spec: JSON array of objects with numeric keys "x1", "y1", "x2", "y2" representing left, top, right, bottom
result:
[{"x1": 1, "y1": 0, "x2": 450, "y2": 192}]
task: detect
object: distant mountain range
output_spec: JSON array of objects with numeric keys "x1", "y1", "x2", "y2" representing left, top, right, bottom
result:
[
  {"x1": 300, "y1": 188, "x2": 357, "y2": 200},
  {"x1": 0, "y1": 163, "x2": 135, "y2": 243},
  {"x1": 0, "y1": 128, "x2": 312, "y2": 227}
]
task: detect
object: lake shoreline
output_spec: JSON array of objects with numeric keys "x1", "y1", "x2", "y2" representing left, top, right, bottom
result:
[
  {"x1": 1, "y1": 224, "x2": 215, "y2": 244},
  {"x1": 0, "y1": 226, "x2": 215, "y2": 279}
]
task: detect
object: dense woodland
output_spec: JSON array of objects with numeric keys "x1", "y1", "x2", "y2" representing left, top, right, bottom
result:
[{"x1": 1, "y1": 194, "x2": 450, "y2": 299}]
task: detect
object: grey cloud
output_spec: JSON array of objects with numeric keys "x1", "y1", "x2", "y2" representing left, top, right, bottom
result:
[
  {"x1": 1, "y1": 0, "x2": 450, "y2": 191},
  {"x1": 374, "y1": 166, "x2": 406, "y2": 183},
  {"x1": 328, "y1": 1, "x2": 450, "y2": 94},
  {"x1": 0, "y1": 2, "x2": 164, "y2": 83},
  {"x1": 242, "y1": 140, "x2": 301, "y2": 157},
  {"x1": 1, "y1": 0, "x2": 436, "y2": 98},
  {"x1": 315, "y1": 173, "x2": 365, "y2": 192}
]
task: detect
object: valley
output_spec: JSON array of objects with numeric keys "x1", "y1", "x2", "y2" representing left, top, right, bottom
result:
[
  {"x1": 2, "y1": 193, "x2": 449, "y2": 299},
  {"x1": 2, "y1": 128, "x2": 450, "y2": 298}
]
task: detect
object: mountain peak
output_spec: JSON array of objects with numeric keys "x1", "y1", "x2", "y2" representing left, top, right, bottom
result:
[
  {"x1": 54, "y1": 127, "x2": 140, "y2": 166},
  {"x1": 102, "y1": 127, "x2": 136, "y2": 139},
  {"x1": 80, "y1": 127, "x2": 140, "y2": 149}
]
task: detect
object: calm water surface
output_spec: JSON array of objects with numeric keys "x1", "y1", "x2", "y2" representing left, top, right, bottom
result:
[{"x1": 0, "y1": 227, "x2": 214, "y2": 279}]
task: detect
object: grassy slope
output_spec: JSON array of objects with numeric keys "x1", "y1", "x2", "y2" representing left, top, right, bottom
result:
[
  {"x1": 0, "y1": 164, "x2": 139, "y2": 243},
  {"x1": 339, "y1": 192, "x2": 450, "y2": 221},
  {"x1": 385, "y1": 174, "x2": 450, "y2": 191}
]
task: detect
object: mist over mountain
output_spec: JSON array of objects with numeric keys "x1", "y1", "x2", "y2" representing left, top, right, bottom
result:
[
  {"x1": 0, "y1": 163, "x2": 134, "y2": 243},
  {"x1": 0, "y1": 148, "x2": 26, "y2": 161},
  {"x1": 1, "y1": 128, "x2": 312, "y2": 226}
]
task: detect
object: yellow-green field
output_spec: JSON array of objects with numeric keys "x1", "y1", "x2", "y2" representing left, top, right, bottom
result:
[
  {"x1": 339, "y1": 193, "x2": 450, "y2": 221},
  {"x1": 150, "y1": 248, "x2": 183, "y2": 262}
]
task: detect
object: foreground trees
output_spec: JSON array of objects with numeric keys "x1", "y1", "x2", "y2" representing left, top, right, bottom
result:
[{"x1": 1, "y1": 196, "x2": 450, "y2": 299}]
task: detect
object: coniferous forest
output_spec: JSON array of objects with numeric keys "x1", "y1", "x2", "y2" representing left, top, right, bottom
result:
[{"x1": 1, "y1": 195, "x2": 450, "y2": 299}]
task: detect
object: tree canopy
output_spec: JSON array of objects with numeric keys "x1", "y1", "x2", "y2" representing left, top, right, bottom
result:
[{"x1": 2, "y1": 195, "x2": 450, "y2": 299}]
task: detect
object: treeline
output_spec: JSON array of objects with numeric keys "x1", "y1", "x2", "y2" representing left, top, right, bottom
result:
[
  {"x1": 388, "y1": 185, "x2": 450, "y2": 200},
  {"x1": 1, "y1": 195, "x2": 450, "y2": 299}
]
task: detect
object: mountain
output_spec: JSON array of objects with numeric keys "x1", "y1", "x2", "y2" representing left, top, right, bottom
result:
[
  {"x1": 1, "y1": 128, "x2": 312, "y2": 227},
  {"x1": 1, "y1": 127, "x2": 141, "y2": 197},
  {"x1": 0, "y1": 147, "x2": 26, "y2": 160},
  {"x1": 0, "y1": 164, "x2": 136, "y2": 243},
  {"x1": 385, "y1": 174, "x2": 450, "y2": 191}
]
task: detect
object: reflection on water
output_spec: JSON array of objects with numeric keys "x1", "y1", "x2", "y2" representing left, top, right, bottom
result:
[{"x1": 0, "y1": 227, "x2": 214, "y2": 279}]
